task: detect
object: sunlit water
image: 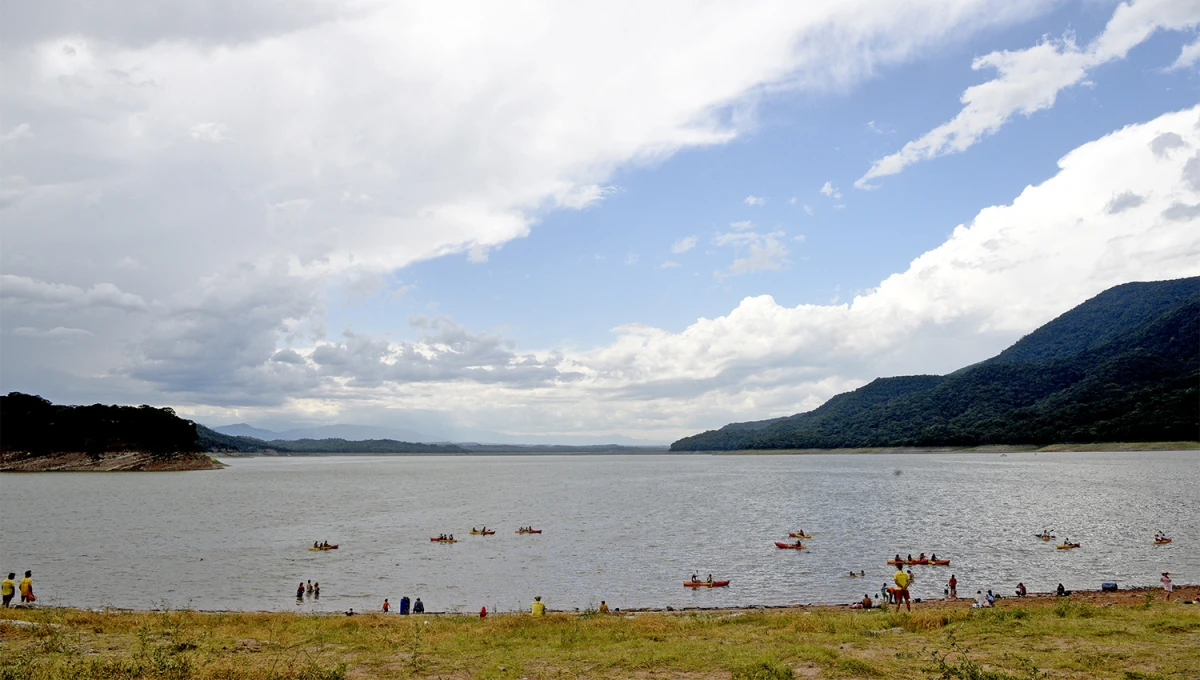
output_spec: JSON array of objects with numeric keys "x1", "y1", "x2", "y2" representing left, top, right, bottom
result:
[{"x1": 1, "y1": 452, "x2": 1196, "y2": 613}]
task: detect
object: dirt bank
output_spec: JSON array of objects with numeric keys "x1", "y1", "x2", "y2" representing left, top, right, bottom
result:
[{"x1": 0, "y1": 451, "x2": 224, "y2": 472}]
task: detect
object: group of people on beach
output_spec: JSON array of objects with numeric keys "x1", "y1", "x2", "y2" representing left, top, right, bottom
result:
[
  {"x1": 1, "y1": 571, "x2": 34, "y2": 607},
  {"x1": 378, "y1": 596, "x2": 423, "y2": 614}
]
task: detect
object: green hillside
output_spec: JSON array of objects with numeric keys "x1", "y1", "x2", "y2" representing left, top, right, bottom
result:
[{"x1": 671, "y1": 277, "x2": 1200, "y2": 451}]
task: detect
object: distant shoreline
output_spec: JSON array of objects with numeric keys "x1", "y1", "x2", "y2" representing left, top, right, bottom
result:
[{"x1": 710, "y1": 441, "x2": 1200, "y2": 455}]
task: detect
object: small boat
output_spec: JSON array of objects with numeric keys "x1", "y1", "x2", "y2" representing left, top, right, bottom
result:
[
  {"x1": 931, "y1": 559, "x2": 950, "y2": 566},
  {"x1": 308, "y1": 544, "x2": 339, "y2": 551},
  {"x1": 470, "y1": 530, "x2": 496, "y2": 535},
  {"x1": 788, "y1": 533, "x2": 813, "y2": 539},
  {"x1": 887, "y1": 559, "x2": 905, "y2": 565},
  {"x1": 430, "y1": 538, "x2": 458, "y2": 543},
  {"x1": 684, "y1": 580, "x2": 730, "y2": 588},
  {"x1": 775, "y1": 541, "x2": 806, "y2": 550},
  {"x1": 1154, "y1": 538, "x2": 1172, "y2": 545},
  {"x1": 515, "y1": 529, "x2": 543, "y2": 534},
  {"x1": 1056, "y1": 542, "x2": 1081, "y2": 550},
  {"x1": 910, "y1": 559, "x2": 930, "y2": 565}
]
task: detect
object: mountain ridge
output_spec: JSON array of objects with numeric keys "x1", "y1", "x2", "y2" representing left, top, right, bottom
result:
[{"x1": 671, "y1": 276, "x2": 1200, "y2": 451}]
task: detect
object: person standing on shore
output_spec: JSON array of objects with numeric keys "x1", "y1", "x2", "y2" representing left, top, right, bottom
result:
[
  {"x1": 1161, "y1": 572, "x2": 1173, "y2": 601},
  {"x1": 892, "y1": 566, "x2": 911, "y2": 612},
  {"x1": 949, "y1": 574, "x2": 957, "y2": 599},
  {"x1": 18, "y1": 571, "x2": 34, "y2": 604},
  {"x1": 400, "y1": 596, "x2": 410, "y2": 614},
  {"x1": 383, "y1": 599, "x2": 390, "y2": 612},
  {"x1": 2, "y1": 573, "x2": 15, "y2": 608}
]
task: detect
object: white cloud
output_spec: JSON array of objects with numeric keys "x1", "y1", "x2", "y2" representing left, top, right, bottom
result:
[
  {"x1": 10, "y1": 326, "x2": 95, "y2": 340},
  {"x1": 819, "y1": 181, "x2": 841, "y2": 199},
  {"x1": 793, "y1": 234, "x2": 807, "y2": 242},
  {"x1": 744, "y1": 195, "x2": 766, "y2": 206},
  {"x1": 670, "y1": 235, "x2": 698, "y2": 254},
  {"x1": 1170, "y1": 37, "x2": 1200, "y2": 70},
  {"x1": 624, "y1": 252, "x2": 639, "y2": 266},
  {"x1": 788, "y1": 196, "x2": 797, "y2": 205},
  {"x1": 0, "y1": 274, "x2": 148, "y2": 312},
  {"x1": 712, "y1": 230, "x2": 790, "y2": 279},
  {"x1": 188, "y1": 122, "x2": 227, "y2": 142},
  {"x1": 659, "y1": 260, "x2": 682, "y2": 269},
  {"x1": 0, "y1": 123, "x2": 33, "y2": 143},
  {"x1": 857, "y1": 0, "x2": 1200, "y2": 188},
  {"x1": 729, "y1": 220, "x2": 755, "y2": 230},
  {"x1": 804, "y1": 204, "x2": 815, "y2": 216}
]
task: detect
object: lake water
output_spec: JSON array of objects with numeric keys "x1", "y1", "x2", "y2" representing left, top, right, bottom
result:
[{"x1": 1, "y1": 452, "x2": 1196, "y2": 613}]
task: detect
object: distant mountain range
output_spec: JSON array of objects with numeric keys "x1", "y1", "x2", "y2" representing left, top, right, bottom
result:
[
  {"x1": 671, "y1": 276, "x2": 1200, "y2": 451},
  {"x1": 208, "y1": 422, "x2": 666, "y2": 447}
]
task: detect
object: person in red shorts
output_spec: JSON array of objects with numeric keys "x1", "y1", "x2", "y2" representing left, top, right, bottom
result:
[{"x1": 893, "y1": 566, "x2": 912, "y2": 611}]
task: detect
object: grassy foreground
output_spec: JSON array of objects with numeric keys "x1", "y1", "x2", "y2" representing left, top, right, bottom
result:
[{"x1": 2, "y1": 590, "x2": 1198, "y2": 679}]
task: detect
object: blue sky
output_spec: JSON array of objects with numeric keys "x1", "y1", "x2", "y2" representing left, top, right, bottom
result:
[
  {"x1": 329, "y1": 2, "x2": 1198, "y2": 350},
  {"x1": 2, "y1": 1, "x2": 1199, "y2": 443}
]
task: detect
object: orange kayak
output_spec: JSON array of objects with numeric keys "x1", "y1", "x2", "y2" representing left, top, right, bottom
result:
[
  {"x1": 1154, "y1": 538, "x2": 1172, "y2": 545},
  {"x1": 775, "y1": 542, "x2": 806, "y2": 550},
  {"x1": 684, "y1": 580, "x2": 730, "y2": 588}
]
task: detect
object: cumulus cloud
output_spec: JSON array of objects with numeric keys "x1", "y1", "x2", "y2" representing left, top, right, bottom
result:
[
  {"x1": 0, "y1": 274, "x2": 148, "y2": 312},
  {"x1": 857, "y1": 0, "x2": 1200, "y2": 187},
  {"x1": 819, "y1": 181, "x2": 841, "y2": 199},
  {"x1": 670, "y1": 235, "x2": 698, "y2": 254},
  {"x1": 744, "y1": 195, "x2": 765, "y2": 206},
  {"x1": 1106, "y1": 191, "x2": 1145, "y2": 213}
]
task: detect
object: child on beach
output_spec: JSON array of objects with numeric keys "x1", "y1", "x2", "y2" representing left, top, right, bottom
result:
[{"x1": 1161, "y1": 572, "x2": 1173, "y2": 601}]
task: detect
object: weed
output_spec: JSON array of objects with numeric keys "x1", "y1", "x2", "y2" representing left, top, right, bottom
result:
[{"x1": 731, "y1": 660, "x2": 794, "y2": 680}]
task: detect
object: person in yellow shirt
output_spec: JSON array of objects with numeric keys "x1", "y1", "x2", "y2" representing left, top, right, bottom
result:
[
  {"x1": 19, "y1": 570, "x2": 34, "y2": 604},
  {"x1": 530, "y1": 595, "x2": 545, "y2": 616},
  {"x1": 1, "y1": 573, "x2": 15, "y2": 608},
  {"x1": 893, "y1": 567, "x2": 911, "y2": 611},
  {"x1": 598, "y1": 600, "x2": 609, "y2": 613}
]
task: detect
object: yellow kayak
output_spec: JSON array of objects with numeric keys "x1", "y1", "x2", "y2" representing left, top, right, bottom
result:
[
  {"x1": 1056, "y1": 543, "x2": 1081, "y2": 550},
  {"x1": 308, "y1": 544, "x2": 339, "y2": 551}
]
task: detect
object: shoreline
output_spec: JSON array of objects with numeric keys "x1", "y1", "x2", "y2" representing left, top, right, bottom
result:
[
  {"x1": 6, "y1": 584, "x2": 1191, "y2": 617},
  {"x1": 0, "y1": 451, "x2": 225, "y2": 472}
]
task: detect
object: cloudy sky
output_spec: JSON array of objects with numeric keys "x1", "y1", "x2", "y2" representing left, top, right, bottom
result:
[{"x1": 2, "y1": 0, "x2": 1199, "y2": 443}]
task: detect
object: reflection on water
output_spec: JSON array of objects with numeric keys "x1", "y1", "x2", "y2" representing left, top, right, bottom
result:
[{"x1": 1, "y1": 452, "x2": 1196, "y2": 612}]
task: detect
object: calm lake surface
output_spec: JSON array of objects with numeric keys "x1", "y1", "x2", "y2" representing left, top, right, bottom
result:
[{"x1": 1, "y1": 452, "x2": 1196, "y2": 613}]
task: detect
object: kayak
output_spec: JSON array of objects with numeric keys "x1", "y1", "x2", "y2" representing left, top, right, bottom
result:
[
  {"x1": 910, "y1": 559, "x2": 930, "y2": 565},
  {"x1": 775, "y1": 542, "x2": 806, "y2": 550},
  {"x1": 931, "y1": 560, "x2": 950, "y2": 566},
  {"x1": 1154, "y1": 538, "x2": 1172, "y2": 545},
  {"x1": 788, "y1": 533, "x2": 813, "y2": 539},
  {"x1": 1056, "y1": 543, "x2": 1081, "y2": 550},
  {"x1": 515, "y1": 529, "x2": 543, "y2": 534},
  {"x1": 308, "y1": 544, "x2": 339, "y2": 551},
  {"x1": 470, "y1": 530, "x2": 496, "y2": 535},
  {"x1": 684, "y1": 580, "x2": 730, "y2": 588},
  {"x1": 887, "y1": 559, "x2": 904, "y2": 565},
  {"x1": 430, "y1": 538, "x2": 458, "y2": 543}
]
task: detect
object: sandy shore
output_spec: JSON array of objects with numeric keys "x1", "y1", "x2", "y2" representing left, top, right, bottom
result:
[{"x1": 0, "y1": 451, "x2": 225, "y2": 472}]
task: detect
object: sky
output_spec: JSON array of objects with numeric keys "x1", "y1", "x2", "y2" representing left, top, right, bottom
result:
[{"x1": 2, "y1": 0, "x2": 1199, "y2": 444}]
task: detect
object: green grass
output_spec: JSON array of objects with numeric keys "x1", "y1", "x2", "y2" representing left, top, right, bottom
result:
[{"x1": 1, "y1": 596, "x2": 1197, "y2": 679}]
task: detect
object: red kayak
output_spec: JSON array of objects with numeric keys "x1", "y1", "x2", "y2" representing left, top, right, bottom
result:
[
  {"x1": 775, "y1": 541, "x2": 806, "y2": 550},
  {"x1": 684, "y1": 580, "x2": 730, "y2": 588},
  {"x1": 931, "y1": 559, "x2": 950, "y2": 566}
]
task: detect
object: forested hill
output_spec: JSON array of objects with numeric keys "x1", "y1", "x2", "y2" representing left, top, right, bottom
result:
[
  {"x1": 0, "y1": 396, "x2": 468, "y2": 457},
  {"x1": 671, "y1": 276, "x2": 1200, "y2": 451},
  {"x1": 1, "y1": 393, "x2": 201, "y2": 459}
]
